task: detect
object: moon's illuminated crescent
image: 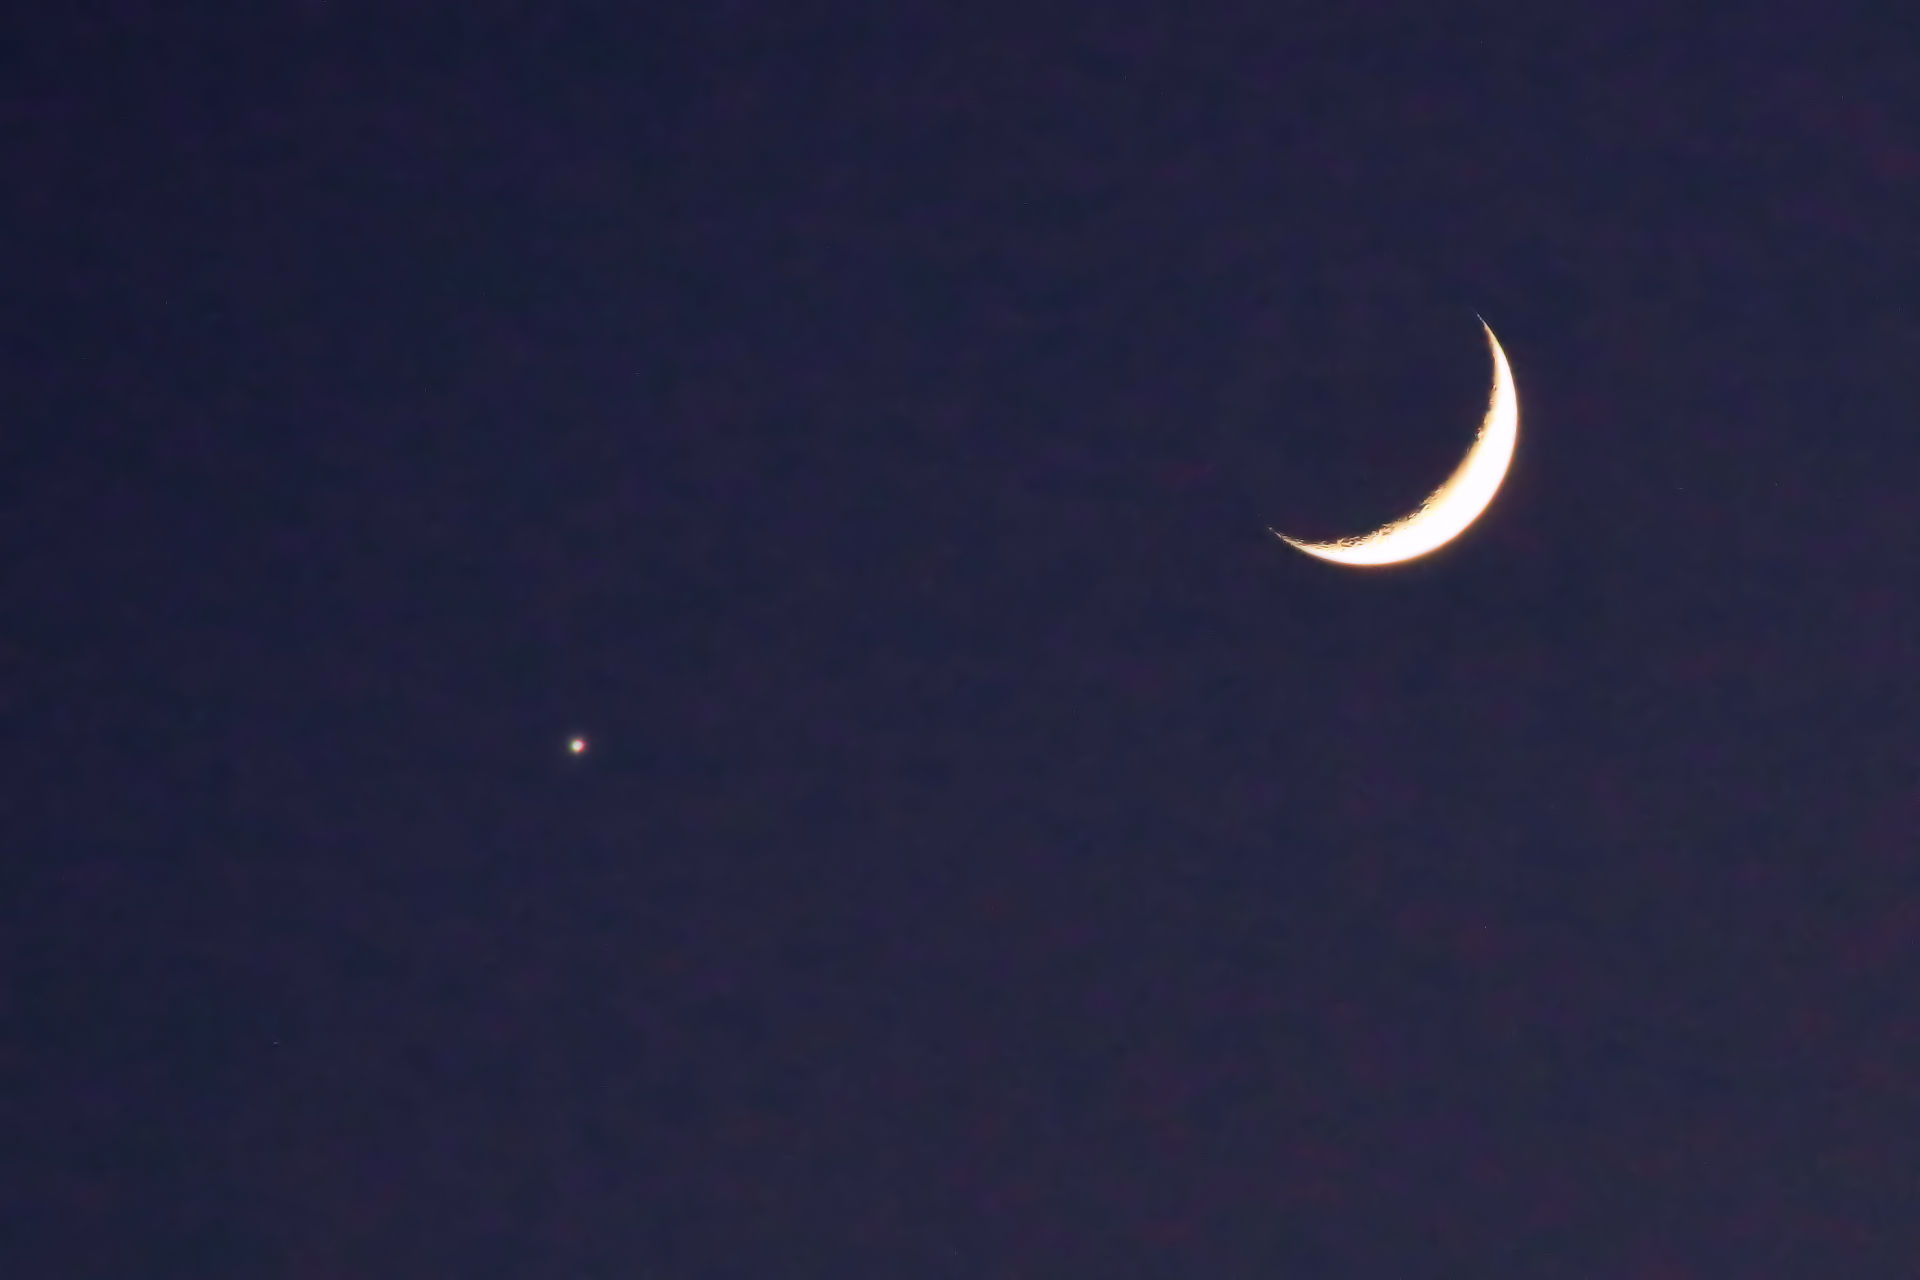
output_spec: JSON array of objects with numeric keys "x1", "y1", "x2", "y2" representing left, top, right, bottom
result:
[{"x1": 1273, "y1": 319, "x2": 1519, "y2": 567}]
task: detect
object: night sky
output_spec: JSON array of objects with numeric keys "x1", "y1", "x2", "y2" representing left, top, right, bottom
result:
[{"x1": 11, "y1": 4, "x2": 1920, "y2": 1274}]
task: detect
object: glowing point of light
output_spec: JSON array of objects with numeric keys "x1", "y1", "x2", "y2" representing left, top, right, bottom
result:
[{"x1": 567, "y1": 737, "x2": 589, "y2": 755}]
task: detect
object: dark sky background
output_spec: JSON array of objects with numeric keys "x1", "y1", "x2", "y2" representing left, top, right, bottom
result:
[{"x1": 10, "y1": 3, "x2": 1920, "y2": 1275}]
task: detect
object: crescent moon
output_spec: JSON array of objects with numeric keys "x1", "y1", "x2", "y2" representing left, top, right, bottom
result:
[{"x1": 1273, "y1": 319, "x2": 1519, "y2": 567}]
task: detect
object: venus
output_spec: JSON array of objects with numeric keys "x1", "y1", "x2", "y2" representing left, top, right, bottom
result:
[{"x1": 1273, "y1": 318, "x2": 1519, "y2": 567}]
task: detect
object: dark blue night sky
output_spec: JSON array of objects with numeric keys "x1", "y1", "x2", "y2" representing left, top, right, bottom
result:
[{"x1": 9, "y1": 3, "x2": 1920, "y2": 1274}]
